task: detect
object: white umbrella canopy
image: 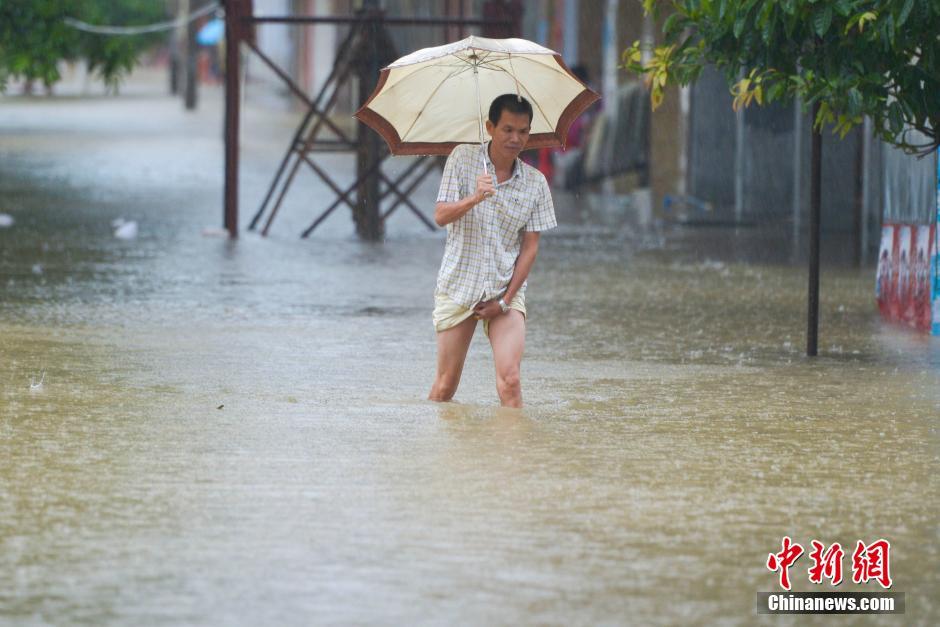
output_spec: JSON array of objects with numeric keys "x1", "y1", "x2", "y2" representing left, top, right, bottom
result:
[{"x1": 355, "y1": 35, "x2": 599, "y2": 157}]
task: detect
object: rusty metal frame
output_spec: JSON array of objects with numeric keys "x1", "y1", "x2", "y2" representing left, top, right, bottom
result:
[{"x1": 223, "y1": 0, "x2": 512, "y2": 239}]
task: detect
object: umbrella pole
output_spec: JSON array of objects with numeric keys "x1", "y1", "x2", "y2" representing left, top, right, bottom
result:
[{"x1": 473, "y1": 62, "x2": 488, "y2": 176}]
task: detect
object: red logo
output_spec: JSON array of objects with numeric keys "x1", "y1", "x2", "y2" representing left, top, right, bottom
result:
[
  {"x1": 767, "y1": 538, "x2": 892, "y2": 589},
  {"x1": 766, "y1": 536, "x2": 804, "y2": 591},
  {"x1": 808, "y1": 541, "x2": 844, "y2": 585},
  {"x1": 852, "y1": 539, "x2": 892, "y2": 589}
]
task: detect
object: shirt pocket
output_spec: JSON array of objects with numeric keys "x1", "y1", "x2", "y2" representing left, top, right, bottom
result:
[{"x1": 497, "y1": 194, "x2": 529, "y2": 235}]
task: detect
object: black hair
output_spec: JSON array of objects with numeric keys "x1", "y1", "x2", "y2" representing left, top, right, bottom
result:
[{"x1": 488, "y1": 94, "x2": 533, "y2": 125}]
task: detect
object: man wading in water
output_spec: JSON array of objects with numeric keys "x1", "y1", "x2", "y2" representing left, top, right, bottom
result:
[{"x1": 428, "y1": 94, "x2": 556, "y2": 408}]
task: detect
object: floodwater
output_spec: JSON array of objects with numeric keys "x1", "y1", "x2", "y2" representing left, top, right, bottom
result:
[{"x1": 1, "y1": 76, "x2": 938, "y2": 626}]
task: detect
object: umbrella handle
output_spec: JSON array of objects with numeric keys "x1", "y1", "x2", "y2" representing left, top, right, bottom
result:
[{"x1": 473, "y1": 61, "x2": 488, "y2": 176}]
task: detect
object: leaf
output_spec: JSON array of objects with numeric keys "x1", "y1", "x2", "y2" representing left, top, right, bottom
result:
[
  {"x1": 662, "y1": 12, "x2": 685, "y2": 36},
  {"x1": 733, "y1": 12, "x2": 747, "y2": 38},
  {"x1": 838, "y1": 116, "x2": 855, "y2": 139},
  {"x1": 898, "y1": 0, "x2": 915, "y2": 26},
  {"x1": 767, "y1": 80, "x2": 787, "y2": 101},
  {"x1": 621, "y1": 42, "x2": 643, "y2": 68},
  {"x1": 847, "y1": 87, "x2": 862, "y2": 115},
  {"x1": 888, "y1": 100, "x2": 903, "y2": 134},
  {"x1": 814, "y1": 5, "x2": 833, "y2": 36},
  {"x1": 719, "y1": 0, "x2": 730, "y2": 21},
  {"x1": 813, "y1": 102, "x2": 828, "y2": 132},
  {"x1": 651, "y1": 86, "x2": 664, "y2": 110},
  {"x1": 762, "y1": 10, "x2": 776, "y2": 44}
]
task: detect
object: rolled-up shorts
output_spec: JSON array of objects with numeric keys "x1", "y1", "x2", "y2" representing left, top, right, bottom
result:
[{"x1": 432, "y1": 291, "x2": 526, "y2": 337}]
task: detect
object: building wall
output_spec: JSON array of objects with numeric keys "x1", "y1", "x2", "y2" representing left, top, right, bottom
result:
[{"x1": 688, "y1": 65, "x2": 878, "y2": 235}]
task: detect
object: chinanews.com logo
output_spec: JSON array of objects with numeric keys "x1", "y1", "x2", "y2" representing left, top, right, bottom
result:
[{"x1": 756, "y1": 537, "x2": 905, "y2": 615}]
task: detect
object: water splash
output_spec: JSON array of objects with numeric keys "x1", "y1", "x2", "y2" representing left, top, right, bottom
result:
[{"x1": 29, "y1": 370, "x2": 45, "y2": 391}]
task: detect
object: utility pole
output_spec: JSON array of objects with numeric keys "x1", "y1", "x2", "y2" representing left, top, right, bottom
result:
[
  {"x1": 807, "y1": 101, "x2": 822, "y2": 357},
  {"x1": 170, "y1": 0, "x2": 182, "y2": 95},
  {"x1": 353, "y1": 0, "x2": 391, "y2": 241},
  {"x1": 184, "y1": 0, "x2": 199, "y2": 110},
  {"x1": 223, "y1": 0, "x2": 244, "y2": 237}
]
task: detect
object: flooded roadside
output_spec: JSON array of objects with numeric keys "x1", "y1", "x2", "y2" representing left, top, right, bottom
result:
[{"x1": 1, "y1": 84, "x2": 937, "y2": 625}]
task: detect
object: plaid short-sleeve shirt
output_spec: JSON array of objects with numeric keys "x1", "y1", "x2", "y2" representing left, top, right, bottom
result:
[{"x1": 435, "y1": 142, "x2": 557, "y2": 308}]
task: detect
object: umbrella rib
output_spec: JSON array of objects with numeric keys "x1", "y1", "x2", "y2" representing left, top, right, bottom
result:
[
  {"x1": 484, "y1": 65, "x2": 555, "y2": 130},
  {"x1": 381, "y1": 62, "x2": 473, "y2": 93},
  {"x1": 466, "y1": 49, "x2": 511, "y2": 71},
  {"x1": 479, "y1": 52, "x2": 515, "y2": 70},
  {"x1": 507, "y1": 53, "x2": 522, "y2": 98},
  {"x1": 398, "y1": 64, "x2": 475, "y2": 142},
  {"x1": 476, "y1": 50, "x2": 496, "y2": 64},
  {"x1": 376, "y1": 61, "x2": 474, "y2": 111},
  {"x1": 508, "y1": 54, "x2": 580, "y2": 82},
  {"x1": 475, "y1": 52, "x2": 507, "y2": 68}
]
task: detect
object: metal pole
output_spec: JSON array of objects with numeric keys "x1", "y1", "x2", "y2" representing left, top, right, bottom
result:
[
  {"x1": 169, "y1": 0, "x2": 182, "y2": 95},
  {"x1": 791, "y1": 96, "x2": 802, "y2": 262},
  {"x1": 853, "y1": 125, "x2": 864, "y2": 267},
  {"x1": 354, "y1": 6, "x2": 385, "y2": 241},
  {"x1": 184, "y1": 0, "x2": 198, "y2": 110},
  {"x1": 860, "y1": 117, "x2": 873, "y2": 266},
  {"x1": 224, "y1": 0, "x2": 242, "y2": 237},
  {"x1": 178, "y1": 0, "x2": 190, "y2": 101},
  {"x1": 458, "y1": 0, "x2": 466, "y2": 38},
  {"x1": 243, "y1": 15, "x2": 502, "y2": 25},
  {"x1": 734, "y1": 72, "x2": 745, "y2": 224},
  {"x1": 602, "y1": 0, "x2": 621, "y2": 198},
  {"x1": 807, "y1": 101, "x2": 822, "y2": 357},
  {"x1": 563, "y1": 0, "x2": 578, "y2": 65}
]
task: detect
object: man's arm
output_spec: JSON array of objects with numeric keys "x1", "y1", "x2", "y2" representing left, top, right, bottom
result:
[
  {"x1": 435, "y1": 174, "x2": 495, "y2": 227},
  {"x1": 473, "y1": 231, "x2": 540, "y2": 319},
  {"x1": 502, "y1": 231, "x2": 540, "y2": 303}
]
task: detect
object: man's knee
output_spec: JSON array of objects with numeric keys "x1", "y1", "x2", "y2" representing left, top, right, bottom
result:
[
  {"x1": 496, "y1": 368, "x2": 521, "y2": 397},
  {"x1": 430, "y1": 373, "x2": 461, "y2": 401}
]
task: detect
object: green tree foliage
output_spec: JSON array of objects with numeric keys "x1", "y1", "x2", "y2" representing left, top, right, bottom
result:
[
  {"x1": 0, "y1": 0, "x2": 167, "y2": 92},
  {"x1": 624, "y1": 0, "x2": 940, "y2": 154}
]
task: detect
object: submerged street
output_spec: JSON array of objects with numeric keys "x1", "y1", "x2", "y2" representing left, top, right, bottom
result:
[{"x1": 1, "y1": 76, "x2": 938, "y2": 625}]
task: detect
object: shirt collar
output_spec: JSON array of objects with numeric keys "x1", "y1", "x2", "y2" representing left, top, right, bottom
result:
[{"x1": 483, "y1": 141, "x2": 525, "y2": 182}]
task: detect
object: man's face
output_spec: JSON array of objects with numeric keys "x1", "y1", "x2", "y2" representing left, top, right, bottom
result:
[{"x1": 485, "y1": 109, "x2": 531, "y2": 161}]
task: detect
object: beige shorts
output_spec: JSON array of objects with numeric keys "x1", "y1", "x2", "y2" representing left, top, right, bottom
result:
[{"x1": 433, "y1": 291, "x2": 526, "y2": 337}]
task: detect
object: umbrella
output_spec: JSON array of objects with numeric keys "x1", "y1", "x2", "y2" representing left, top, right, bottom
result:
[
  {"x1": 354, "y1": 36, "x2": 599, "y2": 173},
  {"x1": 196, "y1": 18, "x2": 224, "y2": 46}
]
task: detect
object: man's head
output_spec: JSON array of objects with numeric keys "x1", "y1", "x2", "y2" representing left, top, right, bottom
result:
[
  {"x1": 487, "y1": 93, "x2": 533, "y2": 127},
  {"x1": 485, "y1": 94, "x2": 533, "y2": 162}
]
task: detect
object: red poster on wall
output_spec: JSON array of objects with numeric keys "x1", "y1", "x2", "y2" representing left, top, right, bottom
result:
[
  {"x1": 897, "y1": 225, "x2": 913, "y2": 324},
  {"x1": 915, "y1": 224, "x2": 934, "y2": 331},
  {"x1": 876, "y1": 225, "x2": 896, "y2": 318}
]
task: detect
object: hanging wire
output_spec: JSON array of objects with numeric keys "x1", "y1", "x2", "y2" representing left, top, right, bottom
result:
[{"x1": 64, "y1": 2, "x2": 220, "y2": 36}]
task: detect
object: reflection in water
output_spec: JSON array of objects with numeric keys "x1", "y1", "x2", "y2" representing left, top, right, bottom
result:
[{"x1": 1, "y1": 88, "x2": 938, "y2": 625}]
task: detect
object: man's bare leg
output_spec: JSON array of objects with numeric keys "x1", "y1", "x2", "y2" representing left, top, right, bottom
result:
[
  {"x1": 429, "y1": 316, "x2": 477, "y2": 402},
  {"x1": 487, "y1": 310, "x2": 525, "y2": 408}
]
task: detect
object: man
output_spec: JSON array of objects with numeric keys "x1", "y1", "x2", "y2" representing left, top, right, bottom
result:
[{"x1": 428, "y1": 94, "x2": 556, "y2": 408}]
